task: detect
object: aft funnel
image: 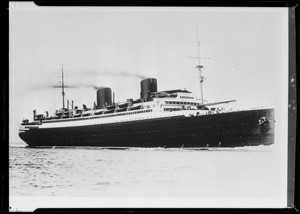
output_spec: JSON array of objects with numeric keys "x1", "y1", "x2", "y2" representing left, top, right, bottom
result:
[{"x1": 96, "y1": 87, "x2": 112, "y2": 109}]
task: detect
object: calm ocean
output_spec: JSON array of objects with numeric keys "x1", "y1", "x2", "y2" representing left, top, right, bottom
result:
[{"x1": 9, "y1": 144, "x2": 285, "y2": 210}]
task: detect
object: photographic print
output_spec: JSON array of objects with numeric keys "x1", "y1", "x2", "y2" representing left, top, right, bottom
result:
[{"x1": 9, "y1": 3, "x2": 289, "y2": 211}]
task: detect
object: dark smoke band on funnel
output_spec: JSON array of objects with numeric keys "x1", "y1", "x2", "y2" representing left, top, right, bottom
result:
[
  {"x1": 83, "y1": 71, "x2": 150, "y2": 80},
  {"x1": 51, "y1": 84, "x2": 105, "y2": 90},
  {"x1": 30, "y1": 71, "x2": 151, "y2": 91}
]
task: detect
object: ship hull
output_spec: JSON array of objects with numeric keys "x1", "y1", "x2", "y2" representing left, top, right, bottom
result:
[{"x1": 19, "y1": 109, "x2": 274, "y2": 148}]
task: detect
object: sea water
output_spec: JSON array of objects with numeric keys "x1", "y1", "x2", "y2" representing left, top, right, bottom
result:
[{"x1": 9, "y1": 144, "x2": 286, "y2": 211}]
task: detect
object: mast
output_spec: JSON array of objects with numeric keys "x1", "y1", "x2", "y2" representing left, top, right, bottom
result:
[
  {"x1": 61, "y1": 64, "x2": 65, "y2": 110},
  {"x1": 196, "y1": 27, "x2": 204, "y2": 105}
]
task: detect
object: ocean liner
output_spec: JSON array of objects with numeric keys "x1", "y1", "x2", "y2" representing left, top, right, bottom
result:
[{"x1": 19, "y1": 42, "x2": 274, "y2": 148}]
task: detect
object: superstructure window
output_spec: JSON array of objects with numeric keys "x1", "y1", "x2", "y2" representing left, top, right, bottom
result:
[
  {"x1": 165, "y1": 101, "x2": 197, "y2": 106},
  {"x1": 180, "y1": 96, "x2": 193, "y2": 99}
]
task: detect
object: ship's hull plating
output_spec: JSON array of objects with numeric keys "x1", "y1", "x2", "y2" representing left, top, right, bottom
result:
[{"x1": 19, "y1": 109, "x2": 274, "y2": 148}]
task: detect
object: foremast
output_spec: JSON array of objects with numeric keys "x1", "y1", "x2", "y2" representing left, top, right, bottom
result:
[{"x1": 196, "y1": 28, "x2": 205, "y2": 105}]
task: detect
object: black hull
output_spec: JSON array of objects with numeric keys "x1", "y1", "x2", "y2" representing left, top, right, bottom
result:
[{"x1": 19, "y1": 109, "x2": 274, "y2": 148}]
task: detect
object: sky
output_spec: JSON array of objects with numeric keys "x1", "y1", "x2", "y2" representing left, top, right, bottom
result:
[{"x1": 9, "y1": 3, "x2": 288, "y2": 143}]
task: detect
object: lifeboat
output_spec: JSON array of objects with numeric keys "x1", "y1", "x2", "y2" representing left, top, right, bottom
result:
[
  {"x1": 118, "y1": 102, "x2": 130, "y2": 108},
  {"x1": 129, "y1": 105, "x2": 142, "y2": 111}
]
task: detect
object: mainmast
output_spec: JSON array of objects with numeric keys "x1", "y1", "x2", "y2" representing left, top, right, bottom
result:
[
  {"x1": 61, "y1": 64, "x2": 65, "y2": 110},
  {"x1": 196, "y1": 28, "x2": 205, "y2": 105}
]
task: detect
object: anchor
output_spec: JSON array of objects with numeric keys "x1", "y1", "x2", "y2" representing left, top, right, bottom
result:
[{"x1": 258, "y1": 116, "x2": 268, "y2": 126}]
